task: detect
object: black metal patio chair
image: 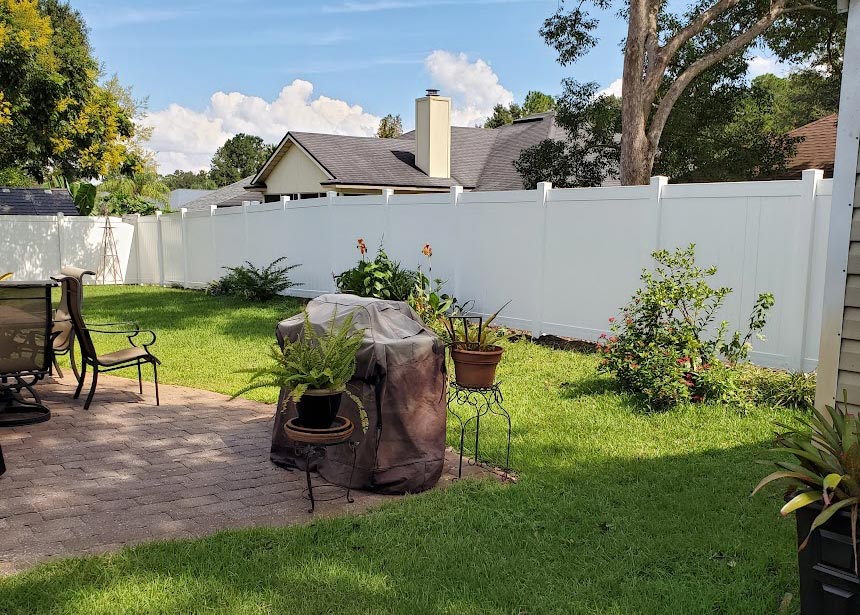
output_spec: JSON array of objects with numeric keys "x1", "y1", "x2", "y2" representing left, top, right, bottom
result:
[
  {"x1": 51, "y1": 266, "x2": 95, "y2": 383},
  {"x1": 57, "y1": 275, "x2": 161, "y2": 411}
]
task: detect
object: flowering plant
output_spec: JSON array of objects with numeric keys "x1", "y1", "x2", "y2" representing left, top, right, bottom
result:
[
  {"x1": 597, "y1": 244, "x2": 774, "y2": 409},
  {"x1": 409, "y1": 243, "x2": 456, "y2": 330},
  {"x1": 334, "y1": 239, "x2": 417, "y2": 301}
]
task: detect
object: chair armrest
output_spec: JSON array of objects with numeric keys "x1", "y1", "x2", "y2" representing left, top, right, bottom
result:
[
  {"x1": 82, "y1": 326, "x2": 156, "y2": 349},
  {"x1": 89, "y1": 321, "x2": 140, "y2": 331}
]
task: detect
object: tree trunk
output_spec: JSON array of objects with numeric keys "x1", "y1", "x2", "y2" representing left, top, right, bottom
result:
[{"x1": 620, "y1": 0, "x2": 654, "y2": 186}]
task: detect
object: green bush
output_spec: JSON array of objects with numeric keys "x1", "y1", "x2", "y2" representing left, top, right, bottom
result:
[
  {"x1": 207, "y1": 257, "x2": 301, "y2": 301},
  {"x1": 739, "y1": 365, "x2": 816, "y2": 411},
  {"x1": 334, "y1": 239, "x2": 417, "y2": 301},
  {"x1": 597, "y1": 244, "x2": 775, "y2": 410}
]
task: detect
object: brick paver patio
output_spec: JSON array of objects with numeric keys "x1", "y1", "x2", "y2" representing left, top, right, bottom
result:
[{"x1": 0, "y1": 374, "x2": 479, "y2": 575}]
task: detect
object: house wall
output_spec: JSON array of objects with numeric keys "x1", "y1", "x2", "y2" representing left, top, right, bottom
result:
[
  {"x1": 263, "y1": 143, "x2": 331, "y2": 197},
  {"x1": 815, "y1": 0, "x2": 860, "y2": 410}
]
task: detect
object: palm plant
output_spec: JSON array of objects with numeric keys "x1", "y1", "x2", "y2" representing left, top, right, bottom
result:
[{"x1": 753, "y1": 397, "x2": 860, "y2": 570}]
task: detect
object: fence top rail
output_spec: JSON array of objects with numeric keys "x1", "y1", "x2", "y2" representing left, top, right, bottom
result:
[
  {"x1": 662, "y1": 179, "x2": 805, "y2": 199},
  {"x1": 547, "y1": 184, "x2": 652, "y2": 203}
]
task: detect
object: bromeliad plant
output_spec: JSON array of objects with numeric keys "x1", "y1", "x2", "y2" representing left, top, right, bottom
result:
[
  {"x1": 753, "y1": 398, "x2": 860, "y2": 571},
  {"x1": 233, "y1": 310, "x2": 365, "y2": 421}
]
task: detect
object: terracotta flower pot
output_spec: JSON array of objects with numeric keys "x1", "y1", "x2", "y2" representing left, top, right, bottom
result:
[
  {"x1": 295, "y1": 388, "x2": 343, "y2": 429},
  {"x1": 450, "y1": 346, "x2": 504, "y2": 388}
]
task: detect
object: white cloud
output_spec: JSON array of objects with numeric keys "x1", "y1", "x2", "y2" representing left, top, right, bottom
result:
[
  {"x1": 747, "y1": 55, "x2": 790, "y2": 78},
  {"x1": 424, "y1": 50, "x2": 514, "y2": 126},
  {"x1": 142, "y1": 80, "x2": 380, "y2": 174},
  {"x1": 598, "y1": 78, "x2": 623, "y2": 98}
]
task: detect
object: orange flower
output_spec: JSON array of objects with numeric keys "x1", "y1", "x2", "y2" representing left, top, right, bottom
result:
[
  {"x1": 422, "y1": 243, "x2": 433, "y2": 258},
  {"x1": 356, "y1": 238, "x2": 367, "y2": 256}
]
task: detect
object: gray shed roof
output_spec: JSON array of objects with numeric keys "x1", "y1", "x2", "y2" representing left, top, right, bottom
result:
[
  {"x1": 183, "y1": 176, "x2": 259, "y2": 210},
  {"x1": 251, "y1": 112, "x2": 566, "y2": 191},
  {"x1": 0, "y1": 188, "x2": 78, "y2": 216}
]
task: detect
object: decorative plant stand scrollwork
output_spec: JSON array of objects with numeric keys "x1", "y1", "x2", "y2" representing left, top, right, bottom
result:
[
  {"x1": 446, "y1": 381, "x2": 512, "y2": 480},
  {"x1": 286, "y1": 416, "x2": 359, "y2": 513}
]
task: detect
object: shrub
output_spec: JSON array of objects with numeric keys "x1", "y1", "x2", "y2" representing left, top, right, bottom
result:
[
  {"x1": 207, "y1": 257, "x2": 301, "y2": 301},
  {"x1": 597, "y1": 244, "x2": 775, "y2": 409},
  {"x1": 334, "y1": 239, "x2": 417, "y2": 301},
  {"x1": 739, "y1": 365, "x2": 816, "y2": 411}
]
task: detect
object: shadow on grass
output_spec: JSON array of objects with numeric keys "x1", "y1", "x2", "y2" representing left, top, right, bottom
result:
[
  {"x1": 559, "y1": 374, "x2": 619, "y2": 398},
  {"x1": 0, "y1": 440, "x2": 799, "y2": 615}
]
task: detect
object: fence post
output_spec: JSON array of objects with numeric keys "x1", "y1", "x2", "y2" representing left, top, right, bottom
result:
[
  {"x1": 180, "y1": 207, "x2": 189, "y2": 288},
  {"x1": 796, "y1": 168, "x2": 825, "y2": 371},
  {"x1": 126, "y1": 214, "x2": 140, "y2": 285},
  {"x1": 451, "y1": 186, "x2": 463, "y2": 303},
  {"x1": 327, "y1": 191, "x2": 338, "y2": 292},
  {"x1": 531, "y1": 182, "x2": 552, "y2": 338},
  {"x1": 650, "y1": 175, "x2": 669, "y2": 251},
  {"x1": 56, "y1": 212, "x2": 65, "y2": 270},
  {"x1": 208, "y1": 205, "x2": 217, "y2": 283},
  {"x1": 381, "y1": 188, "x2": 393, "y2": 241},
  {"x1": 155, "y1": 211, "x2": 165, "y2": 287}
]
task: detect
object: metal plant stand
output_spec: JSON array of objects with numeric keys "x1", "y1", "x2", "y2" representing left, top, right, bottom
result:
[
  {"x1": 293, "y1": 439, "x2": 359, "y2": 513},
  {"x1": 446, "y1": 381, "x2": 512, "y2": 480}
]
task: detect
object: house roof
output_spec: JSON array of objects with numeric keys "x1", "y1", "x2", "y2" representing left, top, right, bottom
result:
[
  {"x1": 786, "y1": 114, "x2": 838, "y2": 178},
  {"x1": 183, "y1": 176, "x2": 259, "y2": 210},
  {"x1": 0, "y1": 188, "x2": 78, "y2": 216},
  {"x1": 250, "y1": 112, "x2": 564, "y2": 191}
]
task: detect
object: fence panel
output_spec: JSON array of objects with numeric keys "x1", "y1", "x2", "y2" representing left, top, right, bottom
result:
[{"x1": 0, "y1": 175, "x2": 835, "y2": 370}]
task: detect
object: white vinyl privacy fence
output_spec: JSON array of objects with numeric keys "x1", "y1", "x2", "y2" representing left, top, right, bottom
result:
[{"x1": 1, "y1": 171, "x2": 831, "y2": 371}]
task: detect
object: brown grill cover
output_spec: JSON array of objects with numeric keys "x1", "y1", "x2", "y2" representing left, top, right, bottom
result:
[{"x1": 271, "y1": 294, "x2": 447, "y2": 494}]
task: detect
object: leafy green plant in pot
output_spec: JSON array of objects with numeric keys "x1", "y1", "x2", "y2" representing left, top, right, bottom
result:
[
  {"x1": 441, "y1": 301, "x2": 511, "y2": 389},
  {"x1": 753, "y1": 396, "x2": 860, "y2": 612},
  {"x1": 233, "y1": 310, "x2": 365, "y2": 429}
]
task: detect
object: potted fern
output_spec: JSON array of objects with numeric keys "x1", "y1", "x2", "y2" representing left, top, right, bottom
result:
[
  {"x1": 753, "y1": 397, "x2": 860, "y2": 613},
  {"x1": 234, "y1": 310, "x2": 364, "y2": 429},
  {"x1": 442, "y1": 302, "x2": 511, "y2": 389}
]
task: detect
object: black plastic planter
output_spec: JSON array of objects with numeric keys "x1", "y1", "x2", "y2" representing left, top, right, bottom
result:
[
  {"x1": 295, "y1": 389, "x2": 343, "y2": 429},
  {"x1": 796, "y1": 503, "x2": 860, "y2": 613}
]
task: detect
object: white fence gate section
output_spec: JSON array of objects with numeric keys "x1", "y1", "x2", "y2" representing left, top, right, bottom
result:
[{"x1": 1, "y1": 171, "x2": 832, "y2": 371}]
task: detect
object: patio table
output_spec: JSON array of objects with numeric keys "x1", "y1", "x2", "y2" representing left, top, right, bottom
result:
[{"x1": 0, "y1": 280, "x2": 56, "y2": 475}]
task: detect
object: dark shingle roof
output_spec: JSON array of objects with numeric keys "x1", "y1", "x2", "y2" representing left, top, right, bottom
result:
[
  {"x1": 785, "y1": 114, "x2": 837, "y2": 178},
  {"x1": 183, "y1": 176, "x2": 260, "y2": 210},
  {"x1": 254, "y1": 113, "x2": 564, "y2": 191},
  {"x1": 0, "y1": 188, "x2": 78, "y2": 216}
]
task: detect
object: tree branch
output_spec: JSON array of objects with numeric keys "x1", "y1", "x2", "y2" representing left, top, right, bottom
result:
[
  {"x1": 643, "y1": 0, "x2": 744, "y2": 101},
  {"x1": 646, "y1": 0, "x2": 789, "y2": 151}
]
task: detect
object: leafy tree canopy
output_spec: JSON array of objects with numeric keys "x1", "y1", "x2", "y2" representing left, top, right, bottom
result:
[
  {"x1": 535, "y1": 0, "x2": 845, "y2": 184},
  {"x1": 377, "y1": 114, "x2": 403, "y2": 138},
  {"x1": 161, "y1": 169, "x2": 217, "y2": 190},
  {"x1": 484, "y1": 91, "x2": 555, "y2": 128},
  {"x1": 98, "y1": 167, "x2": 170, "y2": 216},
  {"x1": 0, "y1": 0, "x2": 142, "y2": 183},
  {"x1": 209, "y1": 133, "x2": 274, "y2": 187}
]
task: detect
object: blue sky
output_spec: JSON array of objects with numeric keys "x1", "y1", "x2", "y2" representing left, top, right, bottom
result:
[{"x1": 72, "y1": 0, "x2": 782, "y2": 173}]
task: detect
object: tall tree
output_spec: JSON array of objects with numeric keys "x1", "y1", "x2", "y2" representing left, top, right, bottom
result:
[
  {"x1": 99, "y1": 166, "x2": 170, "y2": 215},
  {"x1": 485, "y1": 91, "x2": 556, "y2": 128},
  {"x1": 752, "y1": 69, "x2": 842, "y2": 133},
  {"x1": 0, "y1": 0, "x2": 140, "y2": 182},
  {"x1": 377, "y1": 114, "x2": 403, "y2": 138},
  {"x1": 541, "y1": 0, "x2": 845, "y2": 184},
  {"x1": 209, "y1": 133, "x2": 274, "y2": 186},
  {"x1": 162, "y1": 169, "x2": 216, "y2": 190}
]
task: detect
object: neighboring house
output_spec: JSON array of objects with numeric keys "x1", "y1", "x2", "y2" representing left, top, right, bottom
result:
[
  {"x1": 243, "y1": 91, "x2": 571, "y2": 201},
  {"x1": 0, "y1": 187, "x2": 78, "y2": 216},
  {"x1": 183, "y1": 176, "x2": 261, "y2": 211},
  {"x1": 169, "y1": 189, "x2": 214, "y2": 209},
  {"x1": 780, "y1": 114, "x2": 838, "y2": 179}
]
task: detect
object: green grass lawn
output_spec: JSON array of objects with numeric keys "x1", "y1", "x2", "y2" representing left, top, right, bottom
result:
[{"x1": 0, "y1": 286, "x2": 801, "y2": 614}]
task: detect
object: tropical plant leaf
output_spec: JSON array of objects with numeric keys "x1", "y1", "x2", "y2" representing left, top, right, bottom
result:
[{"x1": 781, "y1": 491, "x2": 823, "y2": 516}]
